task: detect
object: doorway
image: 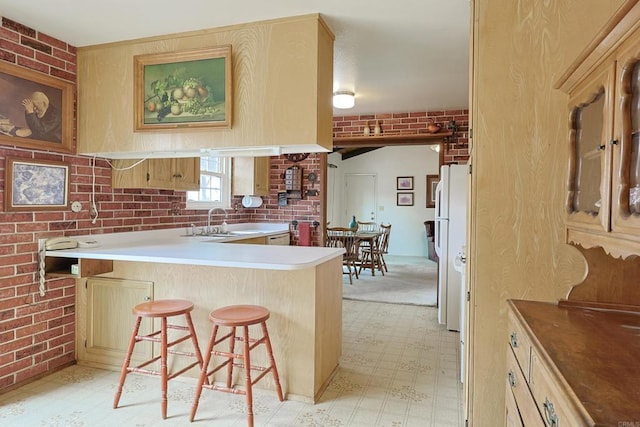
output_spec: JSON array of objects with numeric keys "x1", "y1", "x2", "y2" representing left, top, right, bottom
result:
[{"x1": 344, "y1": 173, "x2": 377, "y2": 226}]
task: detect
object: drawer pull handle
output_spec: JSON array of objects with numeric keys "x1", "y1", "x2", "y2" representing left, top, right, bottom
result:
[
  {"x1": 543, "y1": 398, "x2": 559, "y2": 426},
  {"x1": 507, "y1": 370, "x2": 516, "y2": 387},
  {"x1": 510, "y1": 332, "x2": 519, "y2": 348}
]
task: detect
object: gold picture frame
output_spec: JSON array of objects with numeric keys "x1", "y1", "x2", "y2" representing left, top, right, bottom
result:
[
  {"x1": 134, "y1": 45, "x2": 232, "y2": 131},
  {"x1": 4, "y1": 157, "x2": 70, "y2": 212},
  {"x1": 0, "y1": 61, "x2": 74, "y2": 153}
]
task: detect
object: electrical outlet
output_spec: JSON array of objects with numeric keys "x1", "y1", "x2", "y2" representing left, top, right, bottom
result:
[{"x1": 71, "y1": 201, "x2": 82, "y2": 212}]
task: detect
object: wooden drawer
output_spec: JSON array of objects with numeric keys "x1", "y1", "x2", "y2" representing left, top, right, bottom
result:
[
  {"x1": 505, "y1": 379, "x2": 524, "y2": 427},
  {"x1": 529, "y1": 349, "x2": 591, "y2": 426},
  {"x1": 506, "y1": 347, "x2": 545, "y2": 426},
  {"x1": 507, "y1": 309, "x2": 532, "y2": 381}
]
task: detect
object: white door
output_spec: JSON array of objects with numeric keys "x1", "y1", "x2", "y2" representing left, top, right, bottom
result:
[{"x1": 344, "y1": 174, "x2": 377, "y2": 226}]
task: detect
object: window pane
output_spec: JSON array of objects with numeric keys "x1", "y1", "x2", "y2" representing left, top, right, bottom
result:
[{"x1": 186, "y1": 156, "x2": 230, "y2": 207}]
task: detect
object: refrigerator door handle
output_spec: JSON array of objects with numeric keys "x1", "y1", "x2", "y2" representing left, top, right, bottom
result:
[
  {"x1": 435, "y1": 180, "x2": 443, "y2": 219},
  {"x1": 434, "y1": 181, "x2": 444, "y2": 256}
]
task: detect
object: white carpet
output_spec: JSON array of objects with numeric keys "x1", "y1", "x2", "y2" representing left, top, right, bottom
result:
[{"x1": 342, "y1": 255, "x2": 437, "y2": 306}]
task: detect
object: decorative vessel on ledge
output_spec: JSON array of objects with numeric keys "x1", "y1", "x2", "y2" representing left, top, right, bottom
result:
[{"x1": 426, "y1": 122, "x2": 442, "y2": 133}]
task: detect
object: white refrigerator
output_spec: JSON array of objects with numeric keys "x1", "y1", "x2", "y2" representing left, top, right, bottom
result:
[{"x1": 434, "y1": 164, "x2": 468, "y2": 332}]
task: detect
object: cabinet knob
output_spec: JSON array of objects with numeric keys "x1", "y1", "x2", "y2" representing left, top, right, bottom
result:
[
  {"x1": 510, "y1": 332, "x2": 519, "y2": 348},
  {"x1": 598, "y1": 144, "x2": 606, "y2": 151},
  {"x1": 507, "y1": 370, "x2": 516, "y2": 387},
  {"x1": 144, "y1": 296, "x2": 151, "y2": 301},
  {"x1": 610, "y1": 139, "x2": 618, "y2": 145},
  {"x1": 173, "y1": 173, "x2": 183, "y2": 179},
  {"x1": 543, "y1": 398, "x2": 559, "y2": 426}
]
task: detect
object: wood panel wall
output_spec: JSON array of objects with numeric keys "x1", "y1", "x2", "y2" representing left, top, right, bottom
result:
[{"x1": 468, "y1": 0, "x2": 625, "y2": 425}]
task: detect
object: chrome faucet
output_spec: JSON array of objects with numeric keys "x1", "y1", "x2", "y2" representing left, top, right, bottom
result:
[{"x1": 207, "y1": 207, "x2": 228, "y2": 233}]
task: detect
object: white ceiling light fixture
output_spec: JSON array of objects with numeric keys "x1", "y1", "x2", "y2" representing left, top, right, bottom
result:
[{"x1": 333, "y1": 91, "x2": 355, "y2": 109}]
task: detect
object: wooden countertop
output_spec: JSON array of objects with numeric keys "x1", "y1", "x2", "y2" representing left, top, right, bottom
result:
[{"x1": 509, "y1": 299, "x2": 640, "y2": 424}]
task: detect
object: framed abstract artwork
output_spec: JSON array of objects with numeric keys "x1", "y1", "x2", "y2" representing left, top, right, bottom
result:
[{"x1": 4, "y1": 157, "x2": 70, "y2": 211}]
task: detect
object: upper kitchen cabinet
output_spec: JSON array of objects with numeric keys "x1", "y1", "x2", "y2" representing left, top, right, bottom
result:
[
  {"x1": 112, "y1": 157, "x2": 200, "y2": 190},
  {"x1": 232, "y1": 157, "x2": 269, "y2": 196},
  {"x1": 556, "y1": 1, "x2": 640, "y2": 258},
  {"x1": 76, "y1": 14, "x2": 334, "y2": 157}
]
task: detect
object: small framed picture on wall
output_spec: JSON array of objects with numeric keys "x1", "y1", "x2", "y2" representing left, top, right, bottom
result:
[
  {"x1": 426, "y1": 175, "x2": 439, "y2": 208},
  {"x1": 397, "y1": 192, "x2": 414, "y2": 206},
  {"x1": 396, "y1": 176, "x2": 414, "y2": 190}
]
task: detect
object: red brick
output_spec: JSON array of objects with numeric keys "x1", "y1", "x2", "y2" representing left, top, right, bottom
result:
[
  {"x1": 15, "y1": 363, "x2": 48, "y2": 384},
  {"x1": 0, "y1": 357, "x2": 32, "y2": 380},
  {"x1": 52, "y1": 47, "x2": 76, "y2": 63},
  {"x1": 35, "y1": 51, "x2": 65, "y2": 69}
]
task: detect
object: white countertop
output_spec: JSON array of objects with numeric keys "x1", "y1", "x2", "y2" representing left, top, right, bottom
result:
[{"x1": 45, "y1": 224, "x2": 344, "y2": 271}]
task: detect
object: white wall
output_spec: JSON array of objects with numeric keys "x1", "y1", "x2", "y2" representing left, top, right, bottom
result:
[{"x1": 327, "y1": 145, "x2": 440, "y2": 256}]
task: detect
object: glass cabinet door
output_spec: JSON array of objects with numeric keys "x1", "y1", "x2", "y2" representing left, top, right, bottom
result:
[
  {"x1": 566, "y1": 64, "x2": 615, "y2": 233},
  {"x1": 611, "y1": 56, "x2": 640, "y2": 235}
]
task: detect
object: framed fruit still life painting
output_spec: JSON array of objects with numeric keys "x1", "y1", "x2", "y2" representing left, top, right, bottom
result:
[{"x1": 134, "y1": 45, "x2": 232, "y2": 131}]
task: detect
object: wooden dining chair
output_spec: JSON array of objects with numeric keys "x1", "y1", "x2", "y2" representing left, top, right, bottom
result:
[
  {"x1": 357, "y1": 221, "x2": 378, "y2": 232},
  {"x1": 359, "y1": 224, "x2": 391, "y2": 275},
  {"x1": 377, "y1": 224, "x2": 391, "y2": 272},
  {"x1": 356, "y1": 221, "x2": 378, "y2": 254},
  {"x1": 326, "y1": 227, "x2": 360, "y2": 285}
]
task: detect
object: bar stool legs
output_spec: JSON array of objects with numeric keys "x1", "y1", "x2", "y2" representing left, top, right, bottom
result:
[
  {"x1": 190, "y1": 305, "x2": 284, "y2": 427},
  {"x1": 113, "y1": 299, "x2": 206, "y2": 419}
]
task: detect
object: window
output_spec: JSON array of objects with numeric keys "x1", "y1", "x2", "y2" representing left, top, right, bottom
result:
[{"x1": 186, "y1": 156, "x2": 231, "y2": 209}]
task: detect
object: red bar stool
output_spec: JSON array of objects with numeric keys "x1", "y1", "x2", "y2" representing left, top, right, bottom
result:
[
  {"x1": 190, "y1": 304, "x2": 284, "y2": 427},
  {"x1": 113, "y1": 299, "x2": 206, "y2": 419}
]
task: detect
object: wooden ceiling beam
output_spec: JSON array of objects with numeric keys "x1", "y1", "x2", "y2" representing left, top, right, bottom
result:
[{"x1": 332, "y1": 132, "x2": 452, "y2": 148}]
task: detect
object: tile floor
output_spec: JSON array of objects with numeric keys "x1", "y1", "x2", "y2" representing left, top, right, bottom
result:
[{"x1": 0, "y1": 300, "x2": 463, "y2": 426}]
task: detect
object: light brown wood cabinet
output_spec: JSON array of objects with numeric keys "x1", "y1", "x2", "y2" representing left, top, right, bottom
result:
[
  {"x1": 77, "y1": 277, "x2": 154, "y2": 368},
  {"x1": 506, "y1": 299, "x2": 640, "y2": 426},
  {"x1": 76, "y1": 15, "x2": 334, "y2": 157},
  {"x1": 112, "y1": 157, "x2": 200, "y2": 190},
  {"x1": 232, "y1": 157, "x2": 269, "y2": 196},
  {"x1": 556, "y1": 2, "x2": 640, "y2": 259},
  {"x1": 266, "y1": 232, "x2": 290, "y2": 245}
]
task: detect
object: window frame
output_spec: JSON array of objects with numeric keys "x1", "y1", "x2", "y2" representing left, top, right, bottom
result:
[{"x1": 185, "y1": 156, "x2": 232, "y2": 210}]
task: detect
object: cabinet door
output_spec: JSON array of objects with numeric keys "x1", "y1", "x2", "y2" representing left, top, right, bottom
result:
[
  {"x1": 83, "y1": 277, "x2": 154, "y2": 367},
  {"x1": 172, "y1": 157, "x2": 200, "y2": 190},
  {"x1": 112, "y1": 159, "x2": 148, "y2": 188},
  {"x1": 611, "y1": 44, "x2": 640, "y2": 238},
  {"x1": 147, "y1": 158, "x2": 175, "y2": 188},
  {"x1": 147, "y1": 158, "x2": 199, "y2": 190},
  {"x1": 566, "y1": 62, "x2": 615, "y2": 233},
  {"x1": 232, "y1": 157, "x2": 270, "y2": 196}
]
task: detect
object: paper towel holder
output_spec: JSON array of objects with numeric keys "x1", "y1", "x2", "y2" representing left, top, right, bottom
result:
[{"x1": 241, "y1": 195, "x2": 263, "y2": 208}]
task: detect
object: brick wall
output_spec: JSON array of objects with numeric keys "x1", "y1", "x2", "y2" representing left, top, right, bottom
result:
[
  {"x1": 258, "y1": 155, "x2": 322, "y2": 246},
  {"x1": 333, "y1": 110, "x2": 470, "y2": 164}
]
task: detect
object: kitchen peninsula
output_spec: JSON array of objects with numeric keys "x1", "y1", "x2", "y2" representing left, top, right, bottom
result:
[{"x1": 43, "y1": 225, "x2": 345, "y2": 403}]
